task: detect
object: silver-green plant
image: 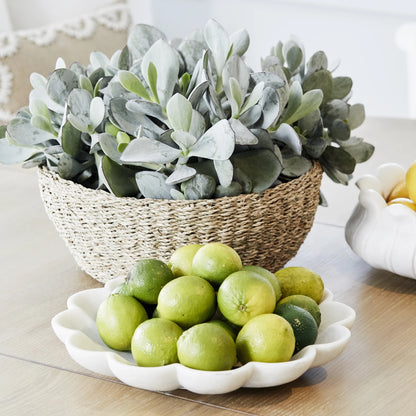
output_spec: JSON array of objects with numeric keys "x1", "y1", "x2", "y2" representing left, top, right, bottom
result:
[{"x1": 0, "y1": 20, "x2": 373, "y2": 202}]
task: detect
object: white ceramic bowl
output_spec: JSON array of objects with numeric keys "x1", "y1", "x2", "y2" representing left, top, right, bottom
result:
[
  {"x1": 345, "y1": 163, "x2": 416, "y2": 279},
  {"x1": 51, "y1": 277, "x2": 355, "y2": 394}
]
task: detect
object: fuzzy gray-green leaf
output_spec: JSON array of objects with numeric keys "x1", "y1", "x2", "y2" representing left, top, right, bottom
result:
[
  {"x1": 322, "y1": 146, "x2": 356, "y2": 174},
  {"x1": 332, "y1": 76, "x2": 352, "y2": 100},
  {"x1": 166, "y1": 164, "x2": 196, "y2": 185},
  {"x1": 281, "y1": 155, "x2": 312, "y2": 178},
  {"x1": 230, "y1": 28, "x2": 250, "y2": 57},
  {"x1": 188, "y1": 119, "x2": 235, "y2": 160},
  {"x1": 47, "y1": 68, "x2": 79, "y2": 108},
  {"x1": 141, "y1": 39, "x2": 180, "y2": 108},
  {"x1": 285, "y1": 89, "x2": 323, "y2": 125},
  {"x1": 204, "y1": 19, "x2": 230, "y2": 75},
  {"x1": 229, "y1": 118, "x2": 258, "y2": 145},
  {"x1": 214, "y1": 159, "x2": 234, "y2": 187},
  {"x1": 127, "y1": 24, "x2": 167, "y2": 61},
  {"x1": 306, "y1": 51, "x2": 328, "y2": 77},
  {"x1": 61, "y1": 120, "x2": 82, "y2": 158},
  {"x1": 102, "y1": 155, "x2": 139, "y2": 197},
  {"x1": 231, "y1": 149, "x2": 282, "y2": 192},
  {"x1": 329, "y1": 119, "x2": 350, "y2": 141},
  {"x1": 272, "y1": 123, "x2": 302, "y2": 155},
  {"x1": 349, "y1": 103, "x2": 365, "y2": 129},
  {"x1": 166, "y1": 93, "x2": 193, "y2": 132},
  {"x1": 0, "y1": 137, "x2": 36, "y2": 164},
  {"x1": 215, "y1": 181, "x2": 243, "y2": 198},
  {"x1": 121, "y1": 136, "x2": 181, "y2": 165},
  {"x1": 182, "y1": 173, "x2": 216, "y2": 199},
  {"x1": 302, "y1": 69, "x2": 333, "y2": 103},
  {"x1": 118, "y1": 70, "x2": 151, "y2": 100},
  {"x1": 7, "y1": 117, "x2": 56, "y2": 146}
]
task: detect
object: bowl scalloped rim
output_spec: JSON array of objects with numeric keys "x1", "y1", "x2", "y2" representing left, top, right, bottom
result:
[{"x1": 51, "y1": 277, "x2": 355, "y2": 394}]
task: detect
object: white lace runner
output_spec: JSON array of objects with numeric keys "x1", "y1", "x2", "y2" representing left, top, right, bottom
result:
[{"x1": 0, "y1": 2, "x2": 131, "y2": 123}]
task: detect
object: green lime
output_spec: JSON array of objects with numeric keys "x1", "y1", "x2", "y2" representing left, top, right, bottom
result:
[
  {"x1": 131, "y1": 318, "x2": 183, "y2": 366},
  {"x1": 275, "y1": 303, "x2": 318, "y2": 353},
  {"x1": 156, "y1": 275, "x2": 216, "y2": 328},
  {"x1": 209, "y1": 319, "x2": 238, "y2": 341},
  {"x1": 236, "y1": 313, "x2": 295, "y2": 364},
  {"x1": 177, "y1": 322, "x2": 237, "y2": 371},
  {"x1": 126, "y1": 259, "x2": 174, "y2": 304},
  {"x1": 168, "y1": 243, "x2": 203, "y2": 277},
  {"x1": 217, "y1": 270, "x2": 276, "y2": 326},
  {"x1": 276, "y1": 294, "x2": 321, "y2": 327},
  {"x1": 274, "y1": 267, "x2": 324, "y2": 303},
  {"x1": 96, "y1": 294, "x2": 148, "y2": 351},
  {"x1": 111, "y1": 281, "x2": 131, "y2": 295},
  {"x1": 243, "y1": 265, "x2": 282, "y2": 301},
  {"x1": 191, "y1": 242, "x2": 242, "y2": 287}
]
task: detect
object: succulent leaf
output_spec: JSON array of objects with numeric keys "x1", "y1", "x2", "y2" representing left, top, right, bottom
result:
[
  {"x1": 181, "y1": 173, "x2": 216, "y2": 199},
  {"x1": 231, "y1": 149, "x2": 282, "y2": 192},
  {"x1": 230, "y1": 28, "x2": 250, "y2": 57},
  {"x1": 348, "y1": 103, "x2": 366, "y2": 129},
  {"x1": 215, "y1": 181, "x2": 243, "y2": 198},
  {"x1": 332, "y1": 76, "x2": 353, "y2": 100},
  {"x1": 188, "y1": 119, "x2": 235, "y2": 160},
  {"x1": 306, "y1": 51, "x2": 328, "y2": 77},
  {"x1": 258, "y1": 86, "x2": 280, "y2": 128},
  {"x1": 272, "y1": 123, "x2": 302, "y2": 155},
  {"x1": 141, "y1": 39, "x2": 180, "y2": 108},
  {"x1": 127, "y1": 24, "x2": 167, "y2": 61},
  {"x1": 284, "y1": 89, "x2": 323, "y2": 125},
  {"x1": 229, "y1": 118, "x2": 258, "y2": 145},
  {"x1": 214, "y1": 158, "x2": 234, "y2": 187},
  {"x1": 47, "y1": 68, "x2": 79, "y2": 108},
  {"x1": 171, "y1": 130, "x2": 197, "y2": 151},
  {"x1": 322, "y1": 145, "x2": 356, "y2": 174},
  {"x1": 101, "y1": 155, "x2": 139, "y2": 197},
  {"x1": 118, "y1": 70, "x2": 151, "y2": 101},
  {"x1": 7, "y1": 117, "x2": 56, "y2": 146},
  {"x1": 281, "y1": 155, "x2": 312, "y2": 178},
  {"x1": 329, "y1": 119, "x2": 350, "y2": 141},
  {"x1": 121, "y1": 136, "x2": 181, "y2": 165},
  {"x1": 204, "y1": 19, "x2": 230, "y2": 76},
  {"x1": 89, "y1": 97, "x2": 105, "y2": 130},
  {"x1": 166, "y1": 93, "x2": 193, "y2": 132},
  {"x1": 61, "y1": 120, "x2": 82, "y2": 158},
  {"x1": 302, "y1": 70, "x2": 333, "y2": 103},
  {"x1": 282, "y1": 40, "x2": 303, "y2": 73},
  {"x1": 99, "y1": 133, "x2": 122, "y2": 163},
  {"x1": 0, "y1": 137, "x2": 36, "y2": 164},
  {"x1": 166, "y1": 164, "x2": 196, "y2": 185}
]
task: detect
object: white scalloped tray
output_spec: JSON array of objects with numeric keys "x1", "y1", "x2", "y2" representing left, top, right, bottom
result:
[{"x1": 51, "y1": 277, "x2": 355, "y2": 394}]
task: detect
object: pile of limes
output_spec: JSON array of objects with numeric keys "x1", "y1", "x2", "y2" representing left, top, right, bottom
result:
[
  {"x1": 96, "y1": 242, "x2": 325, "y2": 371},
  {"x1": 386, "y1": 161, "x2": 416, "y2": 211}
]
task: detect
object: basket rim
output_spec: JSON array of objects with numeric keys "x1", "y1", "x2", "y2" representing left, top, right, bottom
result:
[{"x1": 38, "y1": 160, "x2": 322, "y2": 205}]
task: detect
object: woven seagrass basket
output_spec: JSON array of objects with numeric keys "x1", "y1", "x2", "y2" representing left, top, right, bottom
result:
[{"x1": 38, "y1": 161, "x2": 322, "y2": 283}]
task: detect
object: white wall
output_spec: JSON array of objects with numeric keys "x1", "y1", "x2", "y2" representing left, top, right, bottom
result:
[{"x1": 128, "y1": 0, "x2": 416, "y2": 119}]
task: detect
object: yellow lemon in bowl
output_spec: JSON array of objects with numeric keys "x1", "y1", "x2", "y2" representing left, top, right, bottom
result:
[
  {"x1": 387, "y1": 179, "x2": 409, "y2": 202},
  {"x1": 406, "y1": 161, "x2": 416, "y2": 203},
  {"x1": 387, "y1": 198, "x2": 416, "y2": 212}
]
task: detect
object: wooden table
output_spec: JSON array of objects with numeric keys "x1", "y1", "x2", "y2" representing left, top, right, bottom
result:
[{"x1": 1, "y1": 117, "x2": 416, "y2": 415}]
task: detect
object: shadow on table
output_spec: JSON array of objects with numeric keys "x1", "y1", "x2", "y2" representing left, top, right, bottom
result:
[{"x1": 173, "y1": 366, "x2": 328, "y2": 413}]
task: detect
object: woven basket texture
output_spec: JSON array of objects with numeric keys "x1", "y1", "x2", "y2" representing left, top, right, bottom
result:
[{"x1": 38, "y1": 162, "x2": 322, "y2": 283}]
